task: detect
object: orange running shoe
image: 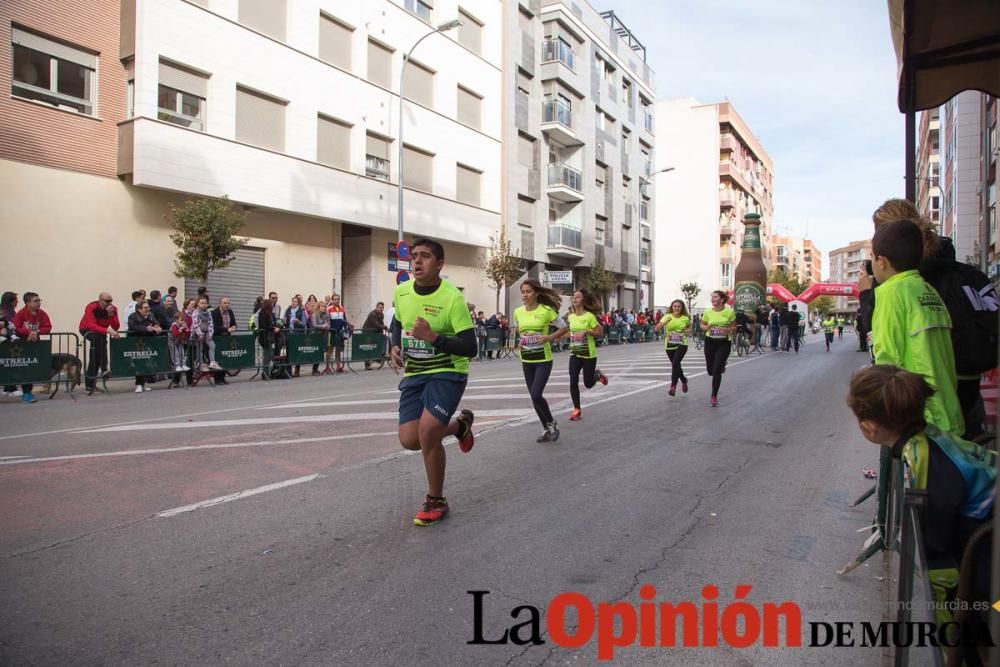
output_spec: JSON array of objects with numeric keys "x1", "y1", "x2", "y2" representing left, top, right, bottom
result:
[
  {"x1": 414, "y1": 495, "x2": 449, "y2": 526},
  {"x1": 569, "y1": 408, "x2": 582, "y2": 421}
]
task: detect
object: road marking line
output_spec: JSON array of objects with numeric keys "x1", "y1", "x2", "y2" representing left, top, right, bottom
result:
[
  {"x1": 0, "y1": 386, "x2": 403, "y2": 443},
  {"x1": 155, "y1": 474, "x2": 324, "y2": 517},
  {"x1": 79, "y1": 409, "x2": 533, "y2": 433},
  {"x1": 260, "y1": 395, "x2": 562, "y2": 409}
]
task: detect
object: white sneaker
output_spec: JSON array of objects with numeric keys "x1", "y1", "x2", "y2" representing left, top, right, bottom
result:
[
  {"x1": 175, "y1": 365, "x2": 184, "y2": 372},
  {"x1": 181, "y1": 364, "x2": 191, "y2": 372},
  {"x1": 143, "y1": 385, "x2": 153, "y2": 392},
  {"x1": 135, "y1": 386, "x2": 144, "y2": 393},
  {"x1": 200, "y1": 364, "x2": 210, "y2": 372},
  {"x1": 208, "y1": 362, "x2": 222, "y2": 370},
  {"x1": 9, "y1": 389, "x2": 22, "y2": 397}
]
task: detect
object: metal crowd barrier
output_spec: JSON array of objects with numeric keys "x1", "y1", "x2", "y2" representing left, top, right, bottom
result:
[{"x1": 0, "y1": 332, "x2": 81, "y2": 399}]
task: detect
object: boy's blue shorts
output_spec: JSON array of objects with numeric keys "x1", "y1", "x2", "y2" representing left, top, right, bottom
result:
[{"x1": 398, "y1": 372, "x2": 468, "y2": 425}]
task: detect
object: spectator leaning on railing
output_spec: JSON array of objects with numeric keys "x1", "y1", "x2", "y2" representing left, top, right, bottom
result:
[
  {"x1": 362, "y1": 301, "x2": 387, "y2": 370},
  {"x1": 127, "y1": 301, "x2": 163, "y2": 393},
  {"x1": 309, "y1": 298, "x2": 330, "y2": 375},
  {"x1": 211, "y1": 297, "x2": 238, "y2": 384},
  {"x1": 79, "y1": 292, "x2": 121, "y2": 393},
  {"x1": 10, "y1": 291, "x2": 52, "y2": 403}
]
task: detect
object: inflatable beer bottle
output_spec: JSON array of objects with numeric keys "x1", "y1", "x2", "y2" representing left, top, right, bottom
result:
[{"x1": 733, "y1": 212, "x2": 767, "y2": 317}]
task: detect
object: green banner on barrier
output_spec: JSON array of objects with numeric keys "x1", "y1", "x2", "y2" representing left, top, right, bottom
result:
[
  {"x1": 351, "y1": 330, "x2": 385, "y2": 362},
  {"x1": 216, "y1": 334, "x2": 256, "y2": 370},
  {"x1": 287, "y1": 332, "x2": 326, "y2": 364},
  {"x1": 110, "y1": 336, "x2": 171, "y2": 376},
  {"x1": 0, "y1": 339, "x2": 52, "y2": 384},
  {"x1": 485, "y1": 328, "x2": 500, "y2": 351}
]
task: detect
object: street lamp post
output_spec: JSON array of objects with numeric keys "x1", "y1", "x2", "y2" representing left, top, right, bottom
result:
[{"x1": 397, "y1": 19, "x2": 462, "y2": 242}]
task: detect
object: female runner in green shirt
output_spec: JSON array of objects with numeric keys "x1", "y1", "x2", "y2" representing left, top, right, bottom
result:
[
  {"x1": 513, "y1": 279, "x2": 567, "y2": 442},
  {"x1": 554, "y1": 288, "x2": 609, "y2": 422},
  {"x1": 654, "y1": 299, "x2": 692, "y2": 396},
  {"x1": 699, "y1": 290, "x2": 737, "y2": 407}
]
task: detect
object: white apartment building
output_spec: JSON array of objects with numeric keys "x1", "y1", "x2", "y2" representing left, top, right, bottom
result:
[
  {"x1": 3, "y1": 0, "x2": 502, "y2": 327},
  {"x1": 653, "y1": 98, "x2": 774, "y2": 310},
  {"x1": 505, "y1": 1, "x2": 655, "y2": 311}
]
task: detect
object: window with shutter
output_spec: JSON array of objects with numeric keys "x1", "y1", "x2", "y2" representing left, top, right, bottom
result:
[
  {"x1": 238, "y1": 0, "x2": 286, "y2": 41},
  {"x1": 317, "y1": 115, "x2": 351, "y2": 170},
  {"x1": 457, "y1": 86, "x2": 482, "y2": 129},
  {"x1": 319, "y1": 14, "x2": 353, "y2": 70},
  {"x1": 403, "y1": 145, "x2": 433, "y2": 193},
  {"x1": 158, "y1": 60, "x2": 208, "y2": 131},
  {"x1": 457, "y1": 9, "x2": 483, "y2": 54},
  {"x1": 365, "y1": 133, "x2": 391, "y2": 180},
  {"x1": 403, "y1": 59, "x2": 434, "y2": 108},
  {"x1": 367, "y1": 40, "x2": 393, "y2": 89},
  {"x1": 235, "y1": 86, "x2": 285, "y2": 152},
  {"x1": 456, "y1": 164, "x2": 481, "y2": 206}
]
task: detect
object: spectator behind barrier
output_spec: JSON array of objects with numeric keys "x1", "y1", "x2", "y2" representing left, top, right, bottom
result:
[
  {"x1": 211, "y1": 297, "x2": 238, "y2": 384},
  {"x1": 168, "y1": 309, "x2": 191, "y2": 373},
  {"x1": 148, "y1": 290, "x2": 170, "y2": 329},
  {"x1": 256, "y1": 299, "x2": 278, "y2": 380},
  {"x1": 326, "y1": 292, "x2": 350, "y2": 373},
  {"x1": 361, "y1": 301, "x2": 387, "y2": 370},
  {"x1": 190, "y1": 296, "x2": 221, "y2": 372},
  {"x1": 847, "y1": 364, "x2": 995, "y2": 629},
  {"x1": 8, "y1": 291, "x2": 52, "y2": 403},
  {"x1": 870, "y1": 219, "x2": 964, "y2": 435},
  {"x1": 309, "y1": 297, "x2": 330, "y2": 375},
  {"x1": 127, "y1": 301, "x2": 163, "y2": 393},
  {"x1": 79, "y1": 292, "x2": 121, "y2": 393}
]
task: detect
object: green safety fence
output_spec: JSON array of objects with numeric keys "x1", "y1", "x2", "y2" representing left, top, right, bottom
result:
[
  {"x1": 0, "y1": 339, "x2": 53, "y2": 385},
  {"x1": 347, "y1": 330, "x2": 386, "y2": 372},
  {"x1": 607, "y1": 327, "x2": 621, "y2": 344},
  {"x1": 286, "y1": 332, "x2": 328, "y2": 365},
  {"x1": 485, "y1": 328, "x2": 501, "y2": 352},
  {"x1": 110, "y1": 336, "x2": 172, "y2": 376},
  {"x1": 215, "y1": 333, "x2": 258, "y2": 370}
]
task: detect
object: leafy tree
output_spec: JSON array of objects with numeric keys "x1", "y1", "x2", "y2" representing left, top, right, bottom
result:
[
  {"x1": 680, "y1": 281, "x2": 701, "y2": 313},
  {"x1": 582, "y1": 260, "x2": 616, "y2": 310},
  {"x1": 483, "y1": 231, "x2": 523, "y2": 314},
  {"x1": 811, "y1": 296, "x2": 835, "y2": 316},
  {"x1": 768, "y1": 268, "x2": 810, "y2": 298},
  {"x1": 168, "y1": 196, "x2": 249, "y2": 288}
]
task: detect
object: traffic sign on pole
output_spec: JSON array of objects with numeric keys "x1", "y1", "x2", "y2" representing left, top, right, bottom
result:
[
  {"x1": 396, "y1": 241, "x2": 410, "y2": 260},
  {"x1": 396, "y1": 270, "x2": 410, "y2": 284}
]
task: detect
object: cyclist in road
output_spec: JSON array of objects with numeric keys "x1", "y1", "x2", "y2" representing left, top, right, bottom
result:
[
  {"x1": 700, "y1": 290, "x2": 736, "y2": 407},
  {"x1": 822, "y1": 314, "x2": 836, "y2": 351},
  {"x1": 654, "y1": 299, "x2": 691, "y2": 396},
  {"x1": 513, "y1": 279, "x2": 567, "y2": 442},
  {"x1": 557, "y1": 288, "x2": 608, "y2": 422},
  {"x1": 389, "y1": 238, "x2": 476, "y2": 527}
]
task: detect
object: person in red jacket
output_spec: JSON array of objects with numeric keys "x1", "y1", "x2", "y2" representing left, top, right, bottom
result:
[
  {"x1": 79, "y1": 292, "x2": 121, "y2": 393},
  {"x1": 10, "y1": 292, "x2": 52, "y2": 403}
]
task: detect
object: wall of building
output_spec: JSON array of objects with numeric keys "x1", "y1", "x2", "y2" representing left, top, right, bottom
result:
[
  {"x1": 652, "y1": 98, "x2": 719, "y2": 310},
  {"x1": 0, "y1": 0, "x2": 125, "y2": 177}
]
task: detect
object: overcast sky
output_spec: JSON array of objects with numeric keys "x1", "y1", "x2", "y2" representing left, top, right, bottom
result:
[{"x1": 606, "y1": 0, "x2": 905, "y2": 277}]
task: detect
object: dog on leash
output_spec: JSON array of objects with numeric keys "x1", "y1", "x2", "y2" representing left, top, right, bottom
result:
[{"x1": 40, "y1": 353, "x2": 83, "y2": 394}]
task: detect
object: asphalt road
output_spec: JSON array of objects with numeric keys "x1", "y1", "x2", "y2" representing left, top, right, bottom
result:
[{"x1": 0, "y1": 332, "x2": 889, "y2": 665}]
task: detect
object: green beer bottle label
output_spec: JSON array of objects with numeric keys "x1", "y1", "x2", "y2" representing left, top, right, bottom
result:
[{"x1": 733, "y1": 282, "x2": 765, "y2": 314}]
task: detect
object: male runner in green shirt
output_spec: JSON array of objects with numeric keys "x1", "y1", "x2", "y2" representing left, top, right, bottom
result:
[{"x1": 390, "y1": 238, "x2": 477, "y2": 526}]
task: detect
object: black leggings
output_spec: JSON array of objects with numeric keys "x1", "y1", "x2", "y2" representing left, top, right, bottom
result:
[
  {"x1": 666, "y1": 345, "x2": 688, "y2": 386},
  {"x1": 568, "y1": 355, "x2": 597, "y2": 409},
  {"x1": 522, "y1": 361, "x2": 554, "y2": 425},
  {"x1": 703, "y1": 338, "x2": 731, "y2": 396}
]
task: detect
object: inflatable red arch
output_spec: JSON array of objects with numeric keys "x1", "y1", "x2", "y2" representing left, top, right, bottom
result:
[{"x1": 727, "y1": 283, "x2": 860, "y2": 304}]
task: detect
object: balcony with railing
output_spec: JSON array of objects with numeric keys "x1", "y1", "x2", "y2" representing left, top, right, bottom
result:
[
  {"x1": 366, "y1": 155, "x2": 390, "y2": 181},
  {"x1": 542, "y1": 37, "x2": 575, "y2": 71},
  {"x1": 547, "y1": 224, "x2": 584, "y2": 258},
  {"x1": 541, "y1": 98, "x2": 581, "y2": 145},
  {"x1": 546, "y1": 163, "x2": 584, "y2": 202}
]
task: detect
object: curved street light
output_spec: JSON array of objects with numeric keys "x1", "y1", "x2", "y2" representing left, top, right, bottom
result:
[{"x1": 397, "y1": 19, "x2": 463, "y2": 242}]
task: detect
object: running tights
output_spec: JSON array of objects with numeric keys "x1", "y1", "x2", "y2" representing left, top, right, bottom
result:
[
  {"x1": 703, "y1": 338, "x2": 731, "y2": 396},
  {"x1": 568, "y1": 356, "x2": 597, "y2": 409},
  {"x1": 666, "y1": 345, "x2": 688, "y2": 386},
  {"x1": 522, "y1": 361, "x2": 554, "y2": 425}
]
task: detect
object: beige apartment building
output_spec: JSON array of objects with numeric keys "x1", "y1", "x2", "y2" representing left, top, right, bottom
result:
[
  {"x1": 2, "y1": 0, "x2": 503, "y2": 329},
  {"x1": 654, "y1": 98, "x2": 773, "y2": 308},
  {"x1": 770, "y1": 235, "x2": 822, "y2": 286},
  {"x1": 828, "y1": 239, "x2": 871, "y2": 314}
]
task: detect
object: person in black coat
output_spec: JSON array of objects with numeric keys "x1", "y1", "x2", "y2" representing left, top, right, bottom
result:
[
  {"x1": 211, "y1": 297, "x2": 238, "y2": 384},
  {"x1": 127, "y1": 301, "x2": 163, "y2": 392}
]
